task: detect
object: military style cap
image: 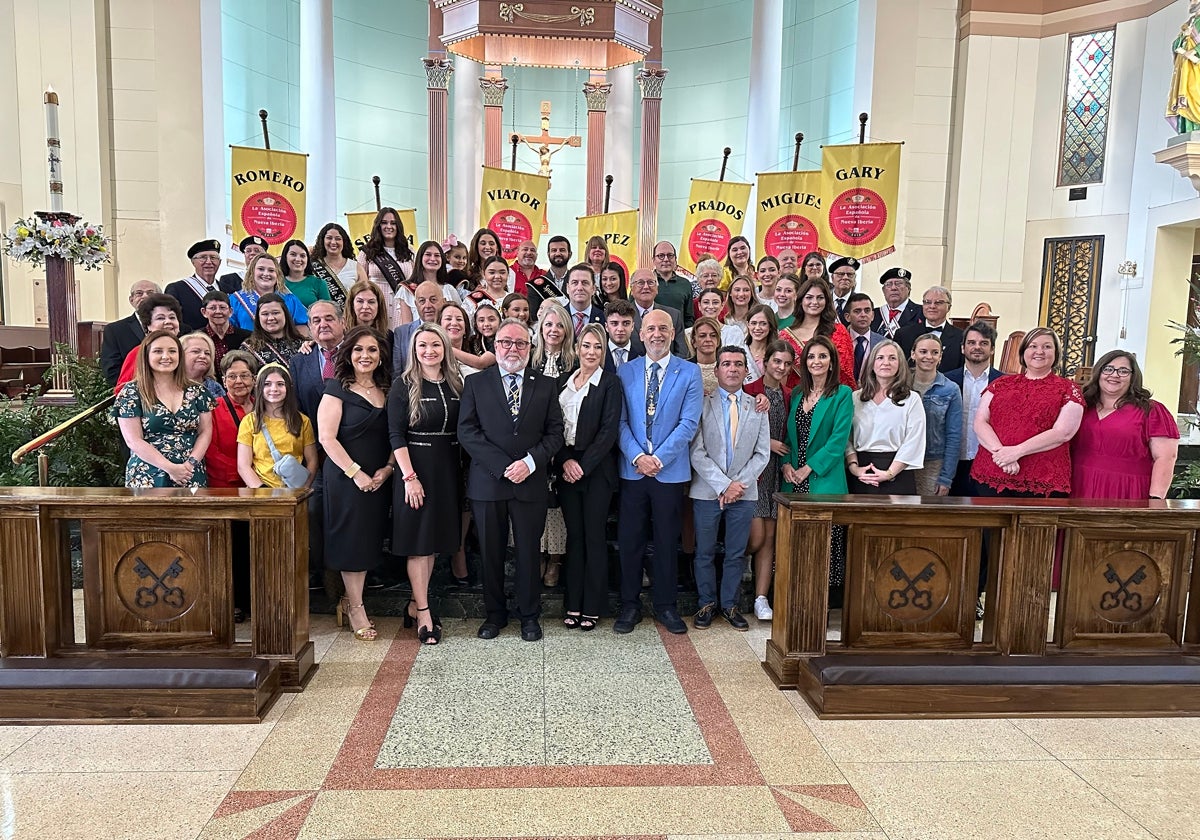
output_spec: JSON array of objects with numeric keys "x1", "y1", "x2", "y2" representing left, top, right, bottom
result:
[
  {"x1": 187, "y1": 239, "x2": 221, "y2": 259},
  {"x1": 238, "y1": 235, "x2": 269, "y2": 253},
  {"x1": 880, "y1": 266, "x2": 910, "y2": 284},
  {"x1": 829, "y1": 257, "x2": 861, "y2": 273}
]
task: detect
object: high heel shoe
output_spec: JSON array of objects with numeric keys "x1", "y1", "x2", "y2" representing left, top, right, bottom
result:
[
  {"x1": 579, "y1": 615, "x2": 599, "y2": 632},
  {"x1": 347, "y1": 604, "x2": 377, "y2": 641},
  {"x1": 416, "y1": 605, "x2": 441, "y2": 645},
  {"x1": 403, "y1": 598, "x2": 416, "y2": 629},
  {"x1": 339, "y1": 597, "x2": 375, "y2": 630},
  {"x1": 563, "y1": 611, "x2": 581, "y2": 629}
]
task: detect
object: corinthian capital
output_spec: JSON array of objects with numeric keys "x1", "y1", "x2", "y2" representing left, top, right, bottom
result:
[
  {"x1": 637, "y1": 67, "x2": 668, "y2": 100},
  {"x1": 478, "y1": 76, "x2": 509, "y2": 107},
  {"x1": 583, "y1": 82, "x2": 613, "y2": 112},
  {"x1": 422, "y1": 58, "x2": 454, "y2": 90}
]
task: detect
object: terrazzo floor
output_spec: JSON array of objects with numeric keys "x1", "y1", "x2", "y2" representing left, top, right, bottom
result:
[{"x1": 2, "y1": 607, "x2": 1198, "y2": 839}]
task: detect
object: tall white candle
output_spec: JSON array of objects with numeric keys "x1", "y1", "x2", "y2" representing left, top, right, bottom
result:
[{"x1": 44, "y1": 85, "x2": 63, "y2": 212}]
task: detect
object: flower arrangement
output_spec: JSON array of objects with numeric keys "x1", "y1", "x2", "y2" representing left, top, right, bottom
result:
[{"x1": 2, "y1": 214, "x2": 111, "y2": 271}]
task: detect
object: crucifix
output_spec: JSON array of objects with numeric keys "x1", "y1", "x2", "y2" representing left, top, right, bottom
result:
[{"x1": 516, "y1": 101, "x2": 581, "y2": 185}]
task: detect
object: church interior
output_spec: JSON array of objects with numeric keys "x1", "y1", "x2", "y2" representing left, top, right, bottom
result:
[{"x1": 1, "y1": 0, "x2": 1200, "y2": 838}]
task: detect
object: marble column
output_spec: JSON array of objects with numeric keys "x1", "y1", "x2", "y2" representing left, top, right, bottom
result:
[
  {"x1": 637, "y1": 67, "x2": 668, "y2": 269},
  {"x1": 299, "y1": 0, "x2": 337, "y2": 240},
  {"x1": 452, "y1": 57, "x2": 483, "y2": 240},
  {"x1": 583, "y1": 77, "x2": 612, "y2": 216},
  {"x1": 424, "y1": 57, "x2": 453, "y2": 245},
  {"x1": 604, "y1": 64, "x2": 635, "y2": 212},
  {"x1": 743, "y1": 0, "x2": 784, "y2": 248},
  {"x1": 479, "y1": 69, "x2": 509, "y2": 170}
]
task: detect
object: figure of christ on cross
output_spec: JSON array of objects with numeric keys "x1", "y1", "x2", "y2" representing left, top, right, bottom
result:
[{"x1": 517, "y1": 100, "x2": 581, "y2": 185}]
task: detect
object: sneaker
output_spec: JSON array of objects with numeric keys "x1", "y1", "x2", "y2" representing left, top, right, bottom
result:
[{"x1": 753, "y1": 595, "x2": 773, "y2": 621}]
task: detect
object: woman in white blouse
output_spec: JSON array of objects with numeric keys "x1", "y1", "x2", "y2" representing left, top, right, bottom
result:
[
  {"x1": 846, "y1": 339, "x2": 926, "y2": 495},
  {"x1": 555, "y1": 324, "x2": 622, "y2": 631},
  {"x1": 530, "y1": 300, "x2": 574, "y2": 585}
]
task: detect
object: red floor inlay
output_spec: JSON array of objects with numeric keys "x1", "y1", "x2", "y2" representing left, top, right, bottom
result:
[
  {"x1": 783, "y1": 783, "x2": 866, "y2": 809},
  {"x1": 323, "y1": 625, "x2": 764, "y2": 790},
  {"x1": 770, "y1": 787, "x2": 842, "y2": 832},
  {"x1": 242, "y1": 794, "x2": 316, "y2": 840},
  {"x1": 215, "y1": 790, "x2": 313, "y2": 818}
]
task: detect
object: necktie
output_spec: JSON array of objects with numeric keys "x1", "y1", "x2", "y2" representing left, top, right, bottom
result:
[
  {"x1": 646, "y1": 362, "x2": 661, "y2": 451},
  {"x1": 855, "y1": 336, "x2": 867, "y2": 378},
  {"x1": 835, "y1": 299, "x2": 845, "y2": 319},
  {"x1": 574, "y1": 311, "x2": 586, "y2": 336},
  {"x1": 727, "y1": 392, "x2": 739, "y2": 471},
  {"x1": 615, "y1": 347, "x2": 627, "y2": 368},
  {"x1": 320, "y1": 349, "x2": 335, "y2": 380},
  {"x1": 506, "y1": 374, "x2": 520, "y2": 423}
]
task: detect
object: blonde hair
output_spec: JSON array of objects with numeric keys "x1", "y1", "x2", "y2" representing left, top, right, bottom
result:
[
  {"x1": 242, "y1": 253, "x2": 283, "y2": 293},
  {"x1": 532, "y1": 300, "x2": 577, "y2": 372},
  {"x1": 180, "y1": 331, "x2": 217, "y2": 381},
  {"x1": 403, "y1": 323, "x2": 463, "y2": 428}
]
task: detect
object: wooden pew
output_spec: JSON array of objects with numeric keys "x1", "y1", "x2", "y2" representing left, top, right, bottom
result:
[
  {"x1": 0, "y1": 487, "x2": 313, "y2": 723},
  {"x1": 767, "y1": 495, "x2": 1200, "y2": 718}
]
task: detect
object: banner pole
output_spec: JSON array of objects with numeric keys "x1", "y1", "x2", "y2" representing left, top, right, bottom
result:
[
  {"x1": 372, "y1": 175, "x2": 381, "y2": 211},
  {"x1": 259, "y1": 109, "x2": 271, "y2": 150},
  {"x1": 604, "y1": 174, "x2": 613, "y2": 214},
  {"x1": 510, "y1": 134, "x2": 519, "y2": 171},
  {"x1": 792, "y1": 133, "x2": 804, "y2": 171},
  {"x1": 719, "y1": 147, "x2": 732, "y2": 182},
  {"x1": 858, "y1": 112, "x2": 868, "y2": 144}
]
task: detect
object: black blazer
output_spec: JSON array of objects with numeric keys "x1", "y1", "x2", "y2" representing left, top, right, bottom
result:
[
  {"x1": 631, "y1": 303, "x2": 689, "y2": 358},
  {"x1": 945, "y1": 365, "x2": 1004, "y2": 389},
  {"x1": 164, "y1": 279, "x2": 211, "y2": 333},
  {"x1": 458, "y1": 366, "x2": 565, "y2": 502},
  {"x1": 896, "y1": 322, "x2": 965, "y2": 372},
  {"x1": 218, "y1": 272, "x2": 244, "y2": 295},
  {"x1": 100, "y1": 313, "x2": 144, "y2": 386},
  {"x1": 871, "y1": 299, "x2": 924, "y2": 336},
  {"x1": 566, "y1": 304, "x2": 605, "y2": 330},
  {"x1": 554, "y1": 370, "x2": 622, "y2": 484}
]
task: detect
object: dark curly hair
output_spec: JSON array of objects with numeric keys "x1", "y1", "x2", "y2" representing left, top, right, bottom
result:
[{"x1": 334, "y1": 325, "x2": 391, "y2": 392}]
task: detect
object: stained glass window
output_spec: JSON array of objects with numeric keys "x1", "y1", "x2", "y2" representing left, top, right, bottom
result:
[{"x1": 1059, "y1": 28, "x2": 1116, "y2": 187}]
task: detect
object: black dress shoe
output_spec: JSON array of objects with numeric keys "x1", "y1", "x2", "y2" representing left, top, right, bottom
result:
[
  {"x1": 612, "y1": 606, "x2": 643, "y2": 634},
  {"x1": 721, "y1": 607, "x2": 749, "y2": 631},
  {"x1": 656, "y1": 608, "x2": 688, "y2": 635},
  {"x1": 693, "y1": 602, "x2": 717, "y2": 629},
  {"x1": 520, "y1": 619, "x2": 543, "y2": 642},
  {"x1": 477, "y1": 621, "x2": 507, "y2": 639}
]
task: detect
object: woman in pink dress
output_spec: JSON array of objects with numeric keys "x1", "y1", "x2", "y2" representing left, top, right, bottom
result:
[{"x1": 1071, "y1": 350, "x2": 1179, "y2": 500}]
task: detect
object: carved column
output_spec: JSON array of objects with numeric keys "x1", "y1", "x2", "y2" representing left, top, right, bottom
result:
[
  {"x1": 637, "y1": 67, "x2": 668, "y2": 269},
  {"x1": 424, "y1": 57, "x2": 453, "y2": 245},
  {"x1": 479, "y1": 71, "x2": 509, "y2": 170},
  {"x1": 583, "y1": 78, "x2": 612, "y2": 216}
]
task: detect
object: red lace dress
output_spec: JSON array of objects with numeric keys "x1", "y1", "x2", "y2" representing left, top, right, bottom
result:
[
  {"x1": 970, "y1": 373, "x2": 1084, "y2": 495},
  {"x1": 779, "y1": 321, "x2": 857, "y2": 391}
]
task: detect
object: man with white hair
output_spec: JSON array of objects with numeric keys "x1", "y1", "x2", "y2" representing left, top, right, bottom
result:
[{"x1": 896, "y1": 285, "x2": 964, "y2": 371}]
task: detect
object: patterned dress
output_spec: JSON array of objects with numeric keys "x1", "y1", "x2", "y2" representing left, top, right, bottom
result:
[
  {"x1": 115, "y1": 381, "x2": 215, "y2": 488},
  {"x1": 753, "y1": 385, "x2": 787, "y2": 518}
]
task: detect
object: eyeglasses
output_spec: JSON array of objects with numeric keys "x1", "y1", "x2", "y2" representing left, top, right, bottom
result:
[
  {"x1": 653, "y1": 253, "x2": 674, "y2": 260},
  {"x1": 224, "y1": 373, "x2": 254, "y2": 381},
  {"x1": 832, "y1": 271, "x2": 856, "y2": 278},
  {"x1": 495, "y1": 338, "x2": 531, "y2": 350},
  {"x1": 632, "y1": 280, "x2": 658, "y2": 288},
  {"x1": 921, "y1": 299, "x2": 949, "y2": 306},
  {"x1": 1101, "y1": 365, "x2": 1133, "y2": 378},
  {"x1": 882, "y1": 281, "x2": 908, "y2": 289}
]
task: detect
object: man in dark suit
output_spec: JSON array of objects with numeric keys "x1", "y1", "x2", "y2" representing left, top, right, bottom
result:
[
  {"x1": 615, "y1": 309, "x2": 704, "y2": 636},
  {"x1": 829, "y1": 257, "x2": 860, "y2": 324},
  {"x1": 628, "y1": 269, "x2": 688, "y2": 357},
  {"x1": 843, "y1": 292, "x2": 886, "y2": 383},
  {"x1": 217, "y1": 235, "x2": 268, "y2": 294},
  {"x1": 871, "y1": 267, "x2": 923, "y2": 338},
  {"x1": 100, "y1": 280, "x2": 159, "y2": 385},
  {"x1": 165, "y1": 239, "x2": 226, "y2": 332},
  {"x1": 896, "y1": 285, "x2": 964, "y2": 372},
  {"x1": 458, "y1": 318, "x2": 565, "y2": 642},
  {"x1": 289, "y1": 300, "x2": 344, "y2": 591},
  {"x1": 603, "y1": 299, "x2": 642, "y2": 374},
  {"x1": 392, "y1": 280, "x2": 445, "y2": 376},
  {"x1": 563, "y1": 264, "x2": 606, "y2": 337}
]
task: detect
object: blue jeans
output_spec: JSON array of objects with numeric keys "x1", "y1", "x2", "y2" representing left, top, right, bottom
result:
[{"x1": 692, "y1": 497, "x2": 755, "y2": 609}]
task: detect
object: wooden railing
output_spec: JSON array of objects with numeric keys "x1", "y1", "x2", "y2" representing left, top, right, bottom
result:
[{"x1": 11, "y1": 393, "x2": 116, "y2": 484}]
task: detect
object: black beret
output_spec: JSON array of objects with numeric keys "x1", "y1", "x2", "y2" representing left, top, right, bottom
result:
[
  {"x1": 880, "y1": 266, "x2": 911, "y2": 284},
  {"x1": 829, "y1": 257, "x2": 860, "y2": 273},
  {"x1": 238, "y1": 235, "x2": 269, "y2": 253},
  {"x1": 187, "y1": 239, "x2": 221, "y2": 259}
]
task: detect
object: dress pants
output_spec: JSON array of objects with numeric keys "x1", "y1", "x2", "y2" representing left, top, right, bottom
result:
[
  {"x1": 472, "y1": 497, "x2": 548, "y2": 623},
  {"x1": 618, "y1": 476, "x2": 686, "y2": 613},
  {"x1": 307, "y1": 466, "x2": 325, "y2": 572},
  {"x1": 692, "y1": 497, "x2": 755, "y2": 609},
  {"x1": 560, "y1": 468, "x2": 615, "y2": 617}
]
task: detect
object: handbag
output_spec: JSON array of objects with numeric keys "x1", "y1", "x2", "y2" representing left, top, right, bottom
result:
[{"x1": 259, "y1": 422, "x2": 309, "y2": 489}]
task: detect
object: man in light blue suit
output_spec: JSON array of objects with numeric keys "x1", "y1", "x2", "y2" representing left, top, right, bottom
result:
[{"x1": 614, "y1": 309, "x2": 703, "y2": 635}]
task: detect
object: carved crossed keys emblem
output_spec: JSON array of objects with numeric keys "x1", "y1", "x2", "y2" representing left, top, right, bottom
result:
[
  {"x1": 888, "y1": 561, "x2": 936, "y2": 610},
  {"x1": 1099, "y1": 562, "x2": 1147, "y2": 612},
  {"x1": 133, "y1": 557, "x2": 185, "y2": 609}
]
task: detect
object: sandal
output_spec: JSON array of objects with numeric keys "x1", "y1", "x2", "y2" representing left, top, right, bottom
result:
[
  {"x1": 579, "y1": 615, "x2": 598, "y2": 632},
  {"x1": 340, "y1": 597, "x2": 376, "y2": 630},
  {"x1": 563, "y1": 611, "x2": 581, "y2": 629},
  {"x1": 416, "y1": 606, "x2": 441, "y2": 645},
  {"x1": 347, "y1": 604, "x2": 377, "y2": 641}
]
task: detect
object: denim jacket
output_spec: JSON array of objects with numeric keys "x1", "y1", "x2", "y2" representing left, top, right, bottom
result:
[{"x1": 919, "y1": 373, "x2": 963, "y2": 489}]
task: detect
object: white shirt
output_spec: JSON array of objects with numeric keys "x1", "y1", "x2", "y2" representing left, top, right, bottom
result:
[
  {"x1": 608, "y1": 341, "x2": 632, "y2": 368},
  {"x1": 850, "y1": 391, "x2": 926, "y2": 469},
  {"x1": 559, "y1": 367, "x2": 603, "y2": 446},
  {"x1": 961, "y1": 366, "x2": 991, "y2": 459}
]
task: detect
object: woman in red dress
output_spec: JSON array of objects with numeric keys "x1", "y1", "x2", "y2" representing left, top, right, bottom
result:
[
  {"x1": 971, "y1": 328, "x2": 1084, "y2": 497},
  {"x1": 777, "y1": 277, "x2": 856, "y2": 391},
  {"x1": 1071, "y1": 350, "x2": 1179, "y2": 500}
]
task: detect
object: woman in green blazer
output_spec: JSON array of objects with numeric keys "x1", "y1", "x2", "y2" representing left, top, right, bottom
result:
[{"x1": 781, "y1": 335, "x2": 855, "y2": 605}]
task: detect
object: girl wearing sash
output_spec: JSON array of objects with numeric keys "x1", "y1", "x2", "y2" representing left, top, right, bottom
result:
[
  {"x1": 229, "y1": 254, "x2": 310, "y2": 334},
  {"x1": 243, "y1": 292, "x2": 306, "y2": 366},
  {"x1": 310, "y1": 222, "x2": 363, "y2": 311},
  {"x1": 744, "y1": 303, "x2": 778, "y2": 384},
  {"x1": 778, "y1": 277, "x2": 857, "y2": 390},
  {"x1": 397, "y1": 240, "x2": 460, "y2": 323},
  {"x1": 463, "y1": 256, "x2": 510, "y2": 319},
  {"x1": 358, "y1": 207, "x2": 415, "y2": 331}
]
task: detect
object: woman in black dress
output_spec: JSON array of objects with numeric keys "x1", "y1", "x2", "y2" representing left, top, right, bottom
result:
[
  {"x1": 317, "y1": 325, "x2": 396, "y2": 641},
  {"x1": 388, "y1": 323, "x2": 464, "y2": 645}
]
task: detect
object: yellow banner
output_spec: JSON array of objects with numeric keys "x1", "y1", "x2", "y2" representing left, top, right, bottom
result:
[
  {"x1": 679, "y1": 178, "x2": 752, "y2": 273},
  {"x1": 345, "y1": 209, "x2": 418, "y2": 253},
  {"x1": 817, "y1": 142, "x2": 902, "y2": 262},
  {"x1": 576, "y1": 210, "x2": 639, "y2": 277},
  {"x1": 755, "y1": 171, "x2": 822, "y2": 260},
  {"x1": 479, "y1": 166, "x2": 550, "y2": 261},
  {"x1": 230, "y1": 146, "x2": 307, "y2": 247}
]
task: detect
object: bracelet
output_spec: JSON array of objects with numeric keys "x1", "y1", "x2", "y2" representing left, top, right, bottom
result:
[
  {"x1": 344, "y1": 462, "x2": 361, "y2": 479},
  {"x1": 403, "y1": 473, "x2": 419, "y2": 483},
  {"x1": 186, "y1": 456, "x2": 202, "y2": 469}
]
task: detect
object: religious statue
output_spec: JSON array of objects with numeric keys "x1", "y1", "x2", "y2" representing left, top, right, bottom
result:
[
  {"x1": 1168, "y1": 0, "x2": 1200, "y2": 134},
  {"x1": 522, "y1": 139, "x2": 570, "y2": 179},
  {"x1": 516, "y1": 101, "x2": 580, "y2": 185}
]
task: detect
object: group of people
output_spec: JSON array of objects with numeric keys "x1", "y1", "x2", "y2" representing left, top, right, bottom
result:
[{"x1": 99, "y1": 209, "x2": 1182, "y2": 640}]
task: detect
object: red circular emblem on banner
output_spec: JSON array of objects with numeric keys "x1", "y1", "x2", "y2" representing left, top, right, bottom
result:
[
  {"x1": 764, "y1": 215, "x2": 818, "y2": 256},
  {"x1": 488, "y1": 211, "x2": 533, "y2": 261},
  {"x1": 827, "y1": 187, "x2": 888, "y2": 247},
  {"x1": 687, "y1": 218, "x2": 732, "y2": 264},
  {"x1": 241, "y1": 191, "x2": 298, "y2": 246}
]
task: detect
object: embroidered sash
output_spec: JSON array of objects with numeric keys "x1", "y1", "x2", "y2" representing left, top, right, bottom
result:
[{"x1": 310, "y1": 259, "x2": 347, "y2": 310}]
